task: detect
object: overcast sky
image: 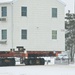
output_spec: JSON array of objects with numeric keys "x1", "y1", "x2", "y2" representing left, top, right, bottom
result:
[
  {"x1": 61, "y1": 0, "x2": 74, "y2": 13},
  {"x1": 0, "y1": 0, "x2": 74, "y2": 13}
]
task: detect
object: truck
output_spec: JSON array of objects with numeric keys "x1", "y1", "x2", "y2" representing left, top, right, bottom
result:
[{"x1": 0, "y1": 46, "x2": 61, "y2": 66}]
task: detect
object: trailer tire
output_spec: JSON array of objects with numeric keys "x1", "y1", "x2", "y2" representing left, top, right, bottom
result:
[
  {"x1": 25, "y1": 58, "x2": 45, "y2": 65},
  {"x1": 36, "y1": 59, "x2": 40, "y2": 65},
  {"x1": 24, "y1": 59, "x2": 29, "y2": 65},
  {"x1": 0, "y1": 58, "x2": 15, "y2": 66}
]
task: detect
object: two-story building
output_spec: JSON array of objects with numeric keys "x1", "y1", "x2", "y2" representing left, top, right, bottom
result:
[{"x1": 0, "y1": 0, "x2": 65, "y2": 54}]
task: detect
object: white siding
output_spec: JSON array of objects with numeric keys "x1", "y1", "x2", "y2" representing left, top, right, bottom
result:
[
  {"x1": 0, "y1": 0, "x2": 65, "y2": 51},
  {"x1": 0, "y1": 3, "x2": 12, "y2": 51}
]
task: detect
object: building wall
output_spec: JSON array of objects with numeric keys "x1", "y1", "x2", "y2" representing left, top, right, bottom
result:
[
  {"x1": 0, "y1": 3, "x2": 12, "y2": 51},
  {"x1": 0, "y1": 0, "x2": 65, "y2": 51}
]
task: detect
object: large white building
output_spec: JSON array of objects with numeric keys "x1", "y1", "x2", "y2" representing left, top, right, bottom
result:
[{"x1": 0, "y1": 0, "x2": 65, "y2": 52}]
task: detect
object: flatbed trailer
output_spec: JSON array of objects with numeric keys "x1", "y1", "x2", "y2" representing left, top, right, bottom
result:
[
  {"x1": 24, "y1": 51, "x2": 61, "y2": 65},
  {"x1": 0, "y1": 47, "x2": 61, "y2": 66},
  {"x1": 0, "y1": 50, "x2": 26, "y2": 66}
]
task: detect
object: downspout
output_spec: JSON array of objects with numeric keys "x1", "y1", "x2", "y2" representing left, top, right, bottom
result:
[{"x1": 11, "y1": 2, "x2": 14, "y2": 51}]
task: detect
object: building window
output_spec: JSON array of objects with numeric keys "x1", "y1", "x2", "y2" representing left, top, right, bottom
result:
[
  {"x1": 52, "y1": 30, "x2": 57, "y2": 39},
  {"x1": 1, "y1": 7, "x2": 7, "y2": 17},
  {"x1": 1, "y1": 30, "x2": 7, "y2": 40},
  {"x1": 21, "y1": 7, "x2": 27, "y2": 16},
  {"x1": 21, "y1": 30, "x2": 27, "y2": 39},
  {"x1": 52, "y1": 8, "x2": 57, "y2": 18}
]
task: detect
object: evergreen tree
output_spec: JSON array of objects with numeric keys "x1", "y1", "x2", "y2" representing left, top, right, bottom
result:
[{"x1": 65, "y1": 10, "x2": 75, "y2": 62}]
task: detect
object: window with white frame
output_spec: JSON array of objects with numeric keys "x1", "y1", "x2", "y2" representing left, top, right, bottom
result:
[
  {"x1": 21, "y1": 29, "x2": 27, "y2": 39},
  {"x1": 1, "y1": 30, "x2": 7, "y2": 40},
  {"x1": 21, "y1": 7, "x2": 27, "y2": 16},
  {"x1": 52, "y1": 8, "x2": 57, "y2": 18},
  {"x1": 52, "y1": 30, "x2": 57, "y2": 39},
  {"x1": 1, "y1": 7, "x2": 7, "y2": 17}
]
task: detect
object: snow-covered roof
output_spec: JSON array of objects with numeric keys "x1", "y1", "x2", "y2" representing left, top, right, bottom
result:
[
  {"x1": 0, "y1": 0, "x2": 13, "y2": 4},
  {"x1": 58, "y1": 0, "x2": 66, "y2": 6},
  {"x1": 0, "y1": 0, "x2": 66, "y2": 6}
]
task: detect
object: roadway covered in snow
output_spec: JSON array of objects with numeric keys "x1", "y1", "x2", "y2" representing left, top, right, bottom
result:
[{"x1": 0, "y1": 64, "x2": 75, "y2": 75}]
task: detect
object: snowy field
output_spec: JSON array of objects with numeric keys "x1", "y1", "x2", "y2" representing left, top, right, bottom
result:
[{"x1": 0, "y1": 64, "x2": 75, "y2": 75}]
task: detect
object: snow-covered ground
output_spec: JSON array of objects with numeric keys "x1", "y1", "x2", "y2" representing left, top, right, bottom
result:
[
  {"x1": 0, "y1": 64, "x2": 75, "y2": 75},
  {"x1": 0, "y1": 57, "x2": 75, "y2": 75}
]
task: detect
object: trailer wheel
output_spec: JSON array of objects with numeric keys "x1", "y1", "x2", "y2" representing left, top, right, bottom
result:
[
  {"x1": 36, "y1": 59, "x2": 40, "y2": 65},
  {"x1": 20, "y1": 58, "x2": 23, "y2": 64},
  {"x1": 24, "y1": 59, "x2": 29, "y2": 65},
  {"x1": 29, "y1": 60, "x2": 33, "y2": 65},
  {"x1": 40, "y1": 58, "x2": 45, "y2": 65},
  {"x1": 24, "y1": 58, "x2": 45, "y2": 65},
  {"x1": 29, "y1": 59, "x2": 35, "y2": 65},
  {"x1": 0, "y1": 58, "x2": 15, "y2": 66}
]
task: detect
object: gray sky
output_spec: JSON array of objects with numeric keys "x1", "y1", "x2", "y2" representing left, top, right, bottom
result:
[
  {"x1": 61, "y1": 0, "x2": 74, "y2": 13},
  {"x1": 0, "y1": 0, "x2": 74, "y2": 13}
]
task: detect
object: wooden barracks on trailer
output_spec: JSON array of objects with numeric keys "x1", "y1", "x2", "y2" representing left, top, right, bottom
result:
[{"x1": 0, "y1": 0, "x2": 65, "y2": 65}]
